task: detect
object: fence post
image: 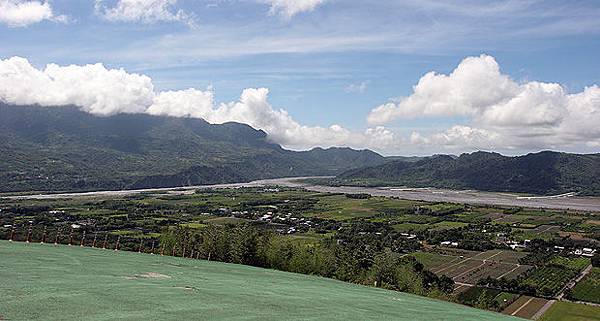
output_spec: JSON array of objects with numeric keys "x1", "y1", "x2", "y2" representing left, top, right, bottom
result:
[
  {"x1": 26, "y1": 223, "x2": 32, "y2": 243},
  {"x1": 9, "y1": 226, "x2": 15, "y2": 241},
  {"x1": 115, "y1": 236, "x2": 120, "y2": 251},
  {"x1": 41, "y1": 226, "x2": 47, "y2": 244},
  {"x1": 138, "y1": 238, "x2": 143, "y2": 253},
  {"x1": 80, "y1": 231, "x2": 86, "y2": 247},
  {"x1": 150, "y1": 240, "x2": 155, "y2": 255},
  {"x1": 55, "y1": 229, "x2": 61, "y2": 245}
]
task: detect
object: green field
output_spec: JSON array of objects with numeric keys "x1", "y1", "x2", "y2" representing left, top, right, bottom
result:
[
  {"x1": 522, "y1": 266, "x2": 578, "y2": 297},
  {"x1": 571, "y1": 267, "x2": 600, "y2": 304},
  {"x1": 0, "y1": 241, "x2": 522, "y2": 321},
  {"x1": 540, "y1": 301, "x2": 600, "y2": 321}
]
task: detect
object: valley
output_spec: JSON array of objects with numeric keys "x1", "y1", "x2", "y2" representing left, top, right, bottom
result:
[{"x1": 7, "y1": 177, "x2": 600, "y2": 212}]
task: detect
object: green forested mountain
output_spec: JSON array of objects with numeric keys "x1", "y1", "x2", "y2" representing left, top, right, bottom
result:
[
  {"x1": 0, "y1": 104, "x2": 384, "y2": 192},
  {"x1": 336, "y1": 151, "x2": 600, "y2": 196}
]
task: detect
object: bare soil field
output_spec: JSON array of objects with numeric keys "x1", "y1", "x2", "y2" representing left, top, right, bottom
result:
[
  {"x1": 503, "y1": 296, "x2": 549, "y2": 319},
  {"x1": 426, "y1": 249, "x2": 533, "y2": 285}
]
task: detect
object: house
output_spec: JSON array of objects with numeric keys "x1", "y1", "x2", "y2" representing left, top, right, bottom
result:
[{"x1": 582, "y1": 248, "x2": 596, "y2": 257}]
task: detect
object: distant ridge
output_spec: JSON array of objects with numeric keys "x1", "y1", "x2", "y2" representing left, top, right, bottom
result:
[
  {"x1": 0, "y1": 104, "x2": 384, "y2": 192},
  {"x1": 336, "y1": 151, "x2": 600, "y2": 196}
]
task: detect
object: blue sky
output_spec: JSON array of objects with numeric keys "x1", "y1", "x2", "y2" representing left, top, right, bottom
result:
[{"x1": 1, "y1": 0, "x2": 600, "y2": 155}]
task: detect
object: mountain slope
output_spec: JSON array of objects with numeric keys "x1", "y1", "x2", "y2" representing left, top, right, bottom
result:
[
  {"x1": 0, "y1": 104, "x2": 384, "y2": 192},
  {"x1": 336, "y1": 151, "x2": 600, "y2": 196}
]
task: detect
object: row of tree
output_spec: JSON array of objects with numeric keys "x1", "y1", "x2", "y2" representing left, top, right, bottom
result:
[{"x1": 160, "y1": 223, "x2": 454, "y2": 299}]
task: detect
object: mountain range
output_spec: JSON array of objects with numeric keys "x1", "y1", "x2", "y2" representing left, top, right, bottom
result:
[
  {"x1": 2, "y1": 104, "x2": 599, "y2": 196},
  {"x1": 0, "y1": 104, "x2": 384, "y2": 192},
  {"x1": 335, "y1": 151, "x2": 600, "y2": 196}
]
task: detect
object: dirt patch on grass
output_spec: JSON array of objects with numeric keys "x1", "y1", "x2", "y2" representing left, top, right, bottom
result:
[{"x1": 126, "y1": 272, "x2": 172, "y2": 280}]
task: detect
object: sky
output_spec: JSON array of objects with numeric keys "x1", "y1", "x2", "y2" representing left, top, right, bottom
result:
[{"x1": 0, "y1": 0, "x2": 599, "y2": 156}]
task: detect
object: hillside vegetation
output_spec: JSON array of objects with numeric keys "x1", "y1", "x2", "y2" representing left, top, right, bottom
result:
[
  {"x1": 336, "y1": 151, "x2": 600, "y2": 196},
  {"x1": 0, "y1": 104, "x2": 384, "y2": 192}
]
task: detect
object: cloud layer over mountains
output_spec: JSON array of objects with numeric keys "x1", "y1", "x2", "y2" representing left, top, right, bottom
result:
[
  {"x1": 1, "y1": 55, "x2": 599, "y2": 154},
  {"x1": 0, "y1": 56, "x2": 392, "y2": 151}
]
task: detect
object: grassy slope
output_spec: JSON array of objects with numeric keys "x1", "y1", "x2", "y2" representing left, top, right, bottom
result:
[
  {"x1": 0, "y1": 241, "x2": 521, "y2": 321},
  {"x1": 540, "y1": 301, "x2": 600, "y2": 321}
]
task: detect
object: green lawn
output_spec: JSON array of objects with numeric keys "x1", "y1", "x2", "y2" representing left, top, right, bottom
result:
[
  {"x1": 0, "y1": 241, "x2": 521, "y2": 321},
  {"x1": 540, "y1": 301, "x2": 600, "y2": 321}
]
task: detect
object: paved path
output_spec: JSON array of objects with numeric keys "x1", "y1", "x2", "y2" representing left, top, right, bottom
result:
[
  {"x1": 497, "y1": 265, "x2": 521, "y2": 279},
  {"x1": 557, "y1": 264, "x2": 593, "y2": 300},
  {"x1": 511, "y1": 297, "x2": 535, "y2": 316},
  {"x1": 532, "y1": 300, "x2": 555, "y2": 320}
]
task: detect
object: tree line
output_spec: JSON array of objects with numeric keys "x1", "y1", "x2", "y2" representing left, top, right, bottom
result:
[{"x1": 160, "y1": 223, "x2": 454, "y2": 299}]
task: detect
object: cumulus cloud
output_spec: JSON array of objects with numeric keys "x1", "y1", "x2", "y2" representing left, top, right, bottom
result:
[
  {"x1": 0, "y1": 57, "x2": 155, "y2": 115},
  {"x1": 367, "y1": 55, "x2": 519, "y2": 124},
  {"x1": 95, "y1": 0, "x2": 194, "y2": 26},
  {"x1": 368, "y1": 54, "x2": 600, "y2": 152},
  {"x1": 0, "y1": 0, "x2": 67, "y2": 27},
  {"x1": 0, "y1": 56, "x2": 396, "y2": 152},
  {"x1": 148, "y1": 87, "x2": 399, "y2": 151},
  {"x1": 260, "y1": 0, "x2": 326, "y2": 18}
]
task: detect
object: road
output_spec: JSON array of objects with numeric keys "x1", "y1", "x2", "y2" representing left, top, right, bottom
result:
[
  {"x1": 3, "y1": 177, "x2": 600, "y2": 212},
  {"x1": 557, "y1": 264, "x2": 593, "y2": 300}
]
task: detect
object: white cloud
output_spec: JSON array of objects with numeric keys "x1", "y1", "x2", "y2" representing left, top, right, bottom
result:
[
  {"x1": 260, "y1": 0, "x2": 326, "y2": 18},
  {"x1": 150, "y1": 87, "x2": 398, "y2": 151},
  {"x1": 2, "y1": 55, "x2": 597, "y2": 155},
  {"x1": 424, "y1": 126, "x2": 500, "y2": 150},
  {"x1": 0, "y1": 56, "x2": 395, "y2": 152},
  {"x1": 0, "y1": 0, "x2": 67, "y2": 27},
  {"x1": 368, "y1": 54, "x2": 600, "y2": 152},
  {"x1": 0, "y1": 56, "x2": 155, "y2": 115},
  {"x1": 367, "y1": 55, "x2": 519, "y2": 124},
  {"x1": 95, "y1": 0, "x2": 194, "y2": 26}
]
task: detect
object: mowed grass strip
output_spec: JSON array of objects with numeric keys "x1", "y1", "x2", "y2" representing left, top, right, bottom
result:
[
  {"x1": 540, "y1": 301, "x2": 600, "y2": 321},
  {"x1": 0, "y1": 241, "x2": 521, "y2": 321}
]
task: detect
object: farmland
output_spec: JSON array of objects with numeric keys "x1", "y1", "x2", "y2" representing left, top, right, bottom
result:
[
  {"x1": 570, "y1": 267, "x2": 600, "y2": 304},
  {"x1": 457, "y1": 287, "x2": 519, "y2": 311},
  {"x1": 502, "y1": 296, "x2": 550, "y2": 319},
  {"x1": 426, "y1": 249, "x2": 533, "y2": 285},
  {"x1": 521, "y1": 267, "x2": 577, "y2": 297},
  {"x1": 539, "y1": 301, "x2": 600, "y2": 321},
  {"x1": 0, "y1": 185, "x2": 598, "y2": 319}
]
